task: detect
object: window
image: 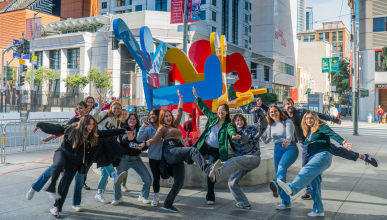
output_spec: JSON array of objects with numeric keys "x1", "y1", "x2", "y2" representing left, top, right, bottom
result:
[
  {"x1": 303, "y1": 35, "x2": 309, "y2": 42},
  {"x1": 127, "y1": 9, "x2": 132, "y2": 12},
  {"x1": 338, "y1": 42, "x2": 343, "y2": 51},
  {"x1": 201, "y1": 0, "x2": 206, "y2": 4},
  {"x1": 221, "y1": 0, "x2": 228, "y2": 37},
  {"x1": 67, "y1": 48, "x2": 80, "y2": 69},
  {"x1": 35, "y1": 51, "x2": 43, "y2": 69},
  {"x1": 333, "y1": 42, "x2": 337, "y2": 48},
  {"x1": 212, "y1": 0, "x2": 216, "y2": 6},
  {"x1": 135, "y1": 5, "x2": 142, "y2": 11},
  {"x1": 116, "y1": 10, "x2": 125, "y2": 14},
  {"x1": 245, "y1": 1, "x2": 248, "y2": 10},
  {"x1": 200, "y1": 11, "x2": 206, "y2": 20},
  {"x1": 156, "y1": 0, "x2": 167, "y2": 11},
  {"x1": 296, "y1": 36, "x2": 301, "y2": 41},
  {"x1": 278, "y1": 61, "x2": 294, "y2": 75},
  {"x1": 249, "y1": 36, "x2": 251, "y2": 43},
  {"x1": 232, "y1": 0, "x2": 238, "y2": 45},
  {"x1": 244, "y1": 27, "x2": 248, "y2": 35},
  {"x1": 244, "y1": 14, "x2": 248, "y2": 23},
  {"x1": 338, "y1": 31, "x2": 343, "y2": 41},
  {"x1": 249, "y1": 25, "x2": 251, "y2": 32},
  {"x1": 325, "y1": 32, "x2": 329, "y2": 42},
  {"x1": 129, "y1": 0, "x2": 132, "y2": 5},
  {"x1": 250, "y1": 62, "x2": 257, "y2": 79},
  {"x1": 319, "y1": 33, "x2": 323, "y2": 41},
  {"x1": 373, "y1": 17, "x2": 387, "y2": 32},
  {"x1": 49, "y1": 50, "x2": 61, "y2": 70},
  {"x1": 212, "y1": 11, "x2": 216, "y2": 21},
  {"x1": 212, "y1": 26, "x2": 216, "y2": 33},
  {"x1": 332, "y1": 32, "x2": 337, "y2": 41},
  {"x1": 244, "y1": 40, "x2": 248, "y2": 48},
  {"x1": 264, "y1": 66, "x2": 270, "y2": 81},
  {"x1": 375, "y1": 51, "x2": 387, "y2": 72},
  {"x1": 310, "y1": 35, "x2": 315, "y2": 42},
  {"x1": 249, "y1": 3, "x2": 252, "y2": 10},
  {"x1": 102, "y1": 2, "x2": 107, "y2": 9},
  {"x1": 249, "y1": 14, "x2": 251, "y2": 21},
  {"x1": 117, "y1": 0, "x2": 125, "y2": 7}
]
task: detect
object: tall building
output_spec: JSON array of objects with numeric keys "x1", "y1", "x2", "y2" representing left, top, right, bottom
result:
[
  {"x1": 297, "y1": 0, "x2": 306, "y2": 32},
  {"x1": 61, "y1": 0, "x2": 99, "y2": 18},
  {"x1": 306, "y1": 6, "x2": 313, "y2": 31},
  {"x1": 296, "y1": 21, "x2": 351, "y2": 59},
  {"x1": 351, "y1": 0, "x2": 359, "y2": 50},
  {"x1": 359, "y1": 0, "x2": 387, "y2": 121}
]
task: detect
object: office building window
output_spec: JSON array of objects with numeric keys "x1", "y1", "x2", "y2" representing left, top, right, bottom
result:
[
  {"x1": 338, "y1": 31, "x2": 343, "y2": 41},
  {"x1": 332, "y1": 32, "x2": 337, "y2": 41},
  {"x1": 244, "y1": 27, "x2": 248, "y2": 35},
  {"x1": 249, "y1": 3, "x2": 252, "y2": 10},
  {"x1": 249, "y1": 36, "x2": 251, "y2": 43},
  {"x1": 232, "y1": 0, "x2": 238, "y2": 45},
  {"x1": 249, "y1": 25, "x2": 251, "y2": 32},
  {"x1": 245, "y1": 1, "x2": 248, "y2": 10},
  {"x1": 49, "y1": 50, "x2": 61, "y2": 70},
  {"x1": 129, "y1": 0, "x2": 132, "y2": 5},
  {"x1": 67, "y1": 48, "x2": 80, "y2": 69},
  {"x1": 212, "y1": 26, "x2": 216, "y2": 33},
  {"x1": 156, "y1": 0, "x2": 167, "y2": 11},
  {"x1": 333, "y1": 42, "x2": 337, "y2": 48},
  {"x1": 319, "y1": 33, "x2": 323, "y2": 41},
  {"x1": 212, "y1": 0, "x2": 216, "y2": 6},
  {"x1": 201, "y1": 0, "x2": 206, "y2": 4},
  {"x1": 278, "y1": 61, "x2": 294, "y2": 76},
  {"x1": 116, "y1": 10, "x2": 125, "y2": 14},
  {"x1": 264, "y1": 66, "x2": 270, "y2": 81},
  {"x1": 297, "y1": 36, "x2": 301, "y2": 41},
  {"x1": 338, "y1": 42, "x2": 343, "y2": 51},
  {"x1": 249, "y1": 14, "x2": 251, "y2": 21},
  {"x1": 310, "y1": 35, "x2": 315, "y2": 42},
  {"x1": 244, "y1": 14, "x2": 248, "y2": 23},
  {"x1": 127, "y1": 9, "x2": 132, "y2": 12},
  {"x1": 325, "y1": 32, "x2": 329, "y2": 42},
  {"x1": 303, "y1": 35, "x2": 309, "y2": 42},
  {"x1": 244, "y1": 40, "x2": 248, "y2": 48},
  {"x1": 375, "y1": 51, "x2": 387, "y2": 72},
  {"x1": 117, "y1": 0, "x2": 125, "y2": 7},
  {"x1": 373, "y1": 17, "x2": 387, "y2": 32},
  {"x1": 250, "y1": 62, "x2": 257, "y2": 79},
  {"x1": 102, "y1": 2, "x2": 107, "y2": 9},
  {"x1": 136, "y1": 5, "x2": 142, "y2": 11},
  {"x1": 35, "y1": 51, "x2": 43, "y2": 69},
  {"x1": 221, "y1": 0, "x2": 228, "y2": 37},
  {"x1": 200, "y1": 11, "x2": 206, "y2": 20},
  {"x1": 212, "y1": 11, "x2": 216, "y2": 21}
]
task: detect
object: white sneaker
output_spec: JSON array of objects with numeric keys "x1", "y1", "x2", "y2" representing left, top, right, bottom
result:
[
  {"x1": 113, "y1": 171, "x2": 128, "y2": 186},
  {"x1": 276, "y1": 203, "x2": 291, "y2": 210},
  {"x1": 307, "y1": 211, "x2": 325, "y2": 217},
  {"x1": 95, "y1": 194, "x2": 109, "y2": 204},
  {"x1": 111, "y1": 197, "x2": 123, "y2": 206},
  {"x1": 72, "y1": 205, "x2": 83, "y2": 212},
  {"x1": 26, "y1": 188, "x2": 35, "y2": 200},
  {"x1": 46, "y1": 192, "x2": 62, "y2": 200},
  {"x1": 151, "y1": 194, "x2": 159, "y2": 207},
  {"x1": 209, "y1": 159, "x2": 222, "y2": 182},
  {"x1": 121, "y1": 185, "x2": 130, "y2": 192},
  {"x1": 138, "y1": 195, "x2": 151, "y2": 204},
  {"x1": 207, "y1": 201, "x2": 215, "y2": 205},
  {"x1": 50, "y1": 207, "x2": 60, "y2": 218},
  {"x1": 277, "y1": 179, "x2": 293, "y2": 196}
]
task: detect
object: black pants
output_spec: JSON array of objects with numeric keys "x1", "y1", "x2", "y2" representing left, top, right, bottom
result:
[
  {"x1": 199, "y1": 142, "x2": 220, "y2": 202},
  {"x1": 163, "y1": 162, "x2": 185, "y2": 208},
  {"x1": 149, "y1": 159, "x2": 161, "y2": 193}
]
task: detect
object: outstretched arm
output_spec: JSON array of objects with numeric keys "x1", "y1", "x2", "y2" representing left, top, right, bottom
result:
[
  {"x1": 97, "y1": 128, "x2": 127, "y2": 138},
  {"x1": 193, "y1": 87, "x2": 217, "y2": 120}
]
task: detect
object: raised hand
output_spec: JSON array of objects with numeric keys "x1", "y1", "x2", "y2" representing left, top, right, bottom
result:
[
  {"x1": 232, "y1": 135, "x2": 241, "y2": 140},
  {"x1": 192, "y1": 87, "x2": 198, "y2": 98},
  {"x1": 97, "y1": 96, "x2": 104, "y2": 107},
  {"x1": 142, "y1": 121, "x2": 150, "y2": 127},
  {"x1": 177, "y1": 89, "x2": 183, "y2": 99},
  {"x1": 282, "y1": 140, "x2": 290, "y2": 148},
  {"x1": 342, "y1": 140, "x2": 353, "y2": 151},
  {"x1": 126, "y1": 131, "x2": 135, "y2": 141}
]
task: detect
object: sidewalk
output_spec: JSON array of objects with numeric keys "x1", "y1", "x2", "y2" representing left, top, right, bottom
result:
[{"x1": 0, "y1": 133, "x2": 386, "y2": 220}]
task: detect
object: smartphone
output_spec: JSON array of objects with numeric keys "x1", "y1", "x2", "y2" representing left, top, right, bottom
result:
[{"x1": 144, "y1": 121, "x2": 149, "y2": 125}]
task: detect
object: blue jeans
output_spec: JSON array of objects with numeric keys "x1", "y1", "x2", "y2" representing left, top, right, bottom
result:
[
  {"x1": 97, "y1": 164, "x2": 116, "y2": 190},
  {"x1": 113, "y1": 155, "x2": 152, "y2": 200},
  {"x1": 273, "y1": 142, "x2": 299, "y2": 206},
  {"x1": 288, "y1": 151, "x2": 332, "y2": 213},
  {"x1": 377, "y1": 114, "x2": 381, "y2": 124}
]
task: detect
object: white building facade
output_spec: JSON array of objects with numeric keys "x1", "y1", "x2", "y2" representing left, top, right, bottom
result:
[{"x1": 296, "y1": 0, "x2": 306, "y2": 33}]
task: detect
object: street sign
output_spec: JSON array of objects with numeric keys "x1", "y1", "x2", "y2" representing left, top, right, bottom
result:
[
  {"x1": 31, "y1": 55, "x2": 37, "y2": 60},
  {"x1": 22, "y1": 54, "x2": 30, "y2": 60},
  {"x1": 13, "y1": 40, "x2": 20, "y2": 45},
  {"x1": 13, "y1": 52, "x2": 21, "y2": 59},
  {"x1": 19, "y1": 60, "x2": 25, "y2": 64},
  {"x1": 349, "y1": 95, "x2": 352, "y2": 101},
  {"x1": 322, "y1": 58, "x2": 330, "y2": 73},
  {"x1": 331, "y1": 85, "x2": 336, "y2": 91},
  {"x1": 331, "y1": 57, "x2": 339, "y2": 72},
  {"x1": 31, "y1": 59, "x2": 37, "y2": 64}
]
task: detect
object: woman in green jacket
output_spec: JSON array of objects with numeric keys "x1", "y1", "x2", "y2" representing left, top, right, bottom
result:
[{"x1": 192, "y1": 87, "x2": 240, "y2": 205}]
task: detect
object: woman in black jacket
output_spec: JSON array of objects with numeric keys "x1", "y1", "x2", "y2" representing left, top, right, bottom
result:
[
  {"x1": 111, "y1": 112, "x2": 152, "y2": 206},
  {"x1": 34, "y1": 115, "x2": 130, "y2": 217}
]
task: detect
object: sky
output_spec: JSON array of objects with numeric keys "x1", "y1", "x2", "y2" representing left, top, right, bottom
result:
[{"x1": 307, "y1": 0, "x2": 352, "y2": 30}]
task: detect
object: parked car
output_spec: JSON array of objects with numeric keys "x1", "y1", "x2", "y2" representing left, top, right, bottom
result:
[
  {"x1": 230, "y1": 107, "x2": 243, "y2": 114},
  {"x1": 123, "y1": 105, "x2": 149, "y2": 114}
]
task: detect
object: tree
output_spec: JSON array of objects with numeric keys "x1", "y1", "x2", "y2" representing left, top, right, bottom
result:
[
  {"x1": 382, "y1": 46, "x2": 387, "y2": 69},
  {"x1": 9, "y1": 68, "x2": 18, "y2": 86},
  {"x1": 227, "y1": 84, "x2": 237, "y2": 101},
  {"x1": 332, "y1": 59, "x2": 350, "y2": 103},
  {"x1": 24, "y1": 66, "x2": 60, "y2": 92},
  {"x1": 256, "y1": 93, "x2": 278, "y2": 103},
  {"x1": 62, "y1": 73, "x2": 90, "y2": 93},
  {"x1": 88, "y1": 67, "x2": 113, "y2": 97}
]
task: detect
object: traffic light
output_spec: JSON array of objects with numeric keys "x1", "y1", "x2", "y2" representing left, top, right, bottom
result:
[
  {"x1": 19, "y1": 75, "x2": 25, "y2": 86},
  {"x1": 112, "y1": 37, "x2": 119, "y2": 50},
  {"x1": 22, "y1": 65, "x2": 27, "y2": 73},
  {"x1": 22, "y1": 39, "x2": 30, "y2": 54},
  {"x1": 6, "y1": 67, "x2": 13, "y2": 80},
  {"x1": 17, "y1": 44, "x2": 23, "y2": 54}
]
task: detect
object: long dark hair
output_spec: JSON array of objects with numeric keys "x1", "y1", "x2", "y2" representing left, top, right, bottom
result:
[
  {"x1": 267, "y1": 105, "x2": 289, "y2": 126},
  {"x1": 75, "y1": 101, "x2": 88, "y2": 116},
  {"x1": 218, "y1": 103, "x2": 231, "y2": 122},
  {"x1": 65, "y1": 115, "x2": 99, "y2": 149},
  {"x1": 149, "y1": 108, "x2": 160, "y2": 124}
]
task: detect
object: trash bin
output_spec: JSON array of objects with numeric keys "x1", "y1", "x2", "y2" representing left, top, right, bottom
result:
[{"x1": 367, "y1": 113, "x2": 373, "y2": 123}]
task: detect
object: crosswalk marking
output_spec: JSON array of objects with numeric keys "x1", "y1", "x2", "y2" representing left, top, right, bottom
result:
[{"x1": 328, "y1": 121, "x2": 387, "y2": 136}]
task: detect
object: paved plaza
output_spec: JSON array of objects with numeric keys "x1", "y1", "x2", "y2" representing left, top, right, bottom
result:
[{"x1": 0, "y1": 131, "x2": 386, "y2": 219}]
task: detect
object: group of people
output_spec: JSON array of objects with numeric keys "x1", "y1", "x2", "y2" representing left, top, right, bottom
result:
[{"x1": 25, "y1": 89, "x2": 378, "y2": 218}]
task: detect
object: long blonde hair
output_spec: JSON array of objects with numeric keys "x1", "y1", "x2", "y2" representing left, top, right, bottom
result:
[
  {"x1": 301, "y1": 111, "x2": 326, "y2": 137},
  {"x1": 65, "y1": 115, "x2": 99, "y2": 148},
  {"x1": 107, "y1": 101, "x2": 122, "y2": 119}
]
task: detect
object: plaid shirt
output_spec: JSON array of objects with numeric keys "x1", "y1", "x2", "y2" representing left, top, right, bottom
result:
[
  {"x1": 305, "y1": 124, "x2": 344, "y2": 158},
  {"x1": 232, "y1": 109, "x2": 268, "y2": 156}
]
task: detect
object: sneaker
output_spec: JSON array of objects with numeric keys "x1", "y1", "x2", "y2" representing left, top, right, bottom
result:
[
  {"x1": 307, "y1": 211, "x2": 325, "y2": 217},
  {"x1": 111, "y1": 197, "x2": 123, "y2": 206},
  {"x1": 209, "y1": 159, "x2": 222, "y2": 182},
  {"x1": 83, "y1": 184, "x2": 90, "y2": 190},
  {"x1": 269, "y1": 180, "x2": 279, "y2": 198},
  {"x1": 121, "y1": 185, "x2": 130, "y2": 192},
  {"x1": 26, "y1": 188, "x2": 35, "y2": 200},
  {"x1": 113, "y1": 171, "x2": 128, "y2": 186},
  {"x1": 152, "y1": 194, "x2": 159, "y2": 207},
  {"x1": 277, "y1": 179, "x2": 293, "y2": 196},
  {"x1": 301, "y1": 192, "x2": 312, "y2": 200},
  {"x1": 72, "y1": 205, "x2": 83, "y2": 212},
  {"x1": 138, "y1": 195, "x2": 151, "y2": 204},
  {"x1": 46, "y1": 192, "x2": 62, "y2": 200},
  {"x1": 162, "y1": 206, "x2": 179, "y2": 212},
  {"x1": 50, "y1": 207, "x2": 60, "y2": 218},
  {"x1": 236, "y1": 203, "x2": 251, "y2": 210},
  {"x1": 276, "y1": 203, "x2": 291, "y2": 210},
  {"x1": 364, "y1": 154, "x2": 378, "y2": 167},
  {"x1": 207, "y1": 201, "x2": 215, "y2": 205},
  {"x1": 168, "y1": 177, "x2": 174, "y2": 186},
  {"x1": 95, "y1": 194, "x2": 109, "y2": 204}
]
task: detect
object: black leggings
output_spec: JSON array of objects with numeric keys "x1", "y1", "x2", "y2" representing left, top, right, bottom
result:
[{"x1": 149, "y1": 159, "x2": 161, "y2": 193}]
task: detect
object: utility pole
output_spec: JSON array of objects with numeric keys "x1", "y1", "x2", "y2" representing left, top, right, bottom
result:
[
  {"x1": 351, "y1": 1, "x2": 358, "y2": 135},
  {"x1": 182, "y1": 0, "x2": 188, "y2": 54},
  {"x1": 329, "y1": 41, "x2": 332, "y2": 108}
]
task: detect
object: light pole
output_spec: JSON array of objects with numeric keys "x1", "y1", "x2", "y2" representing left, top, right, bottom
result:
[
  {"x1": 351, "y1": 1, "x2": 358, "y2": 135},
  {"x1": 182, "y1": 0, "x2": 188, "y2": 54}
]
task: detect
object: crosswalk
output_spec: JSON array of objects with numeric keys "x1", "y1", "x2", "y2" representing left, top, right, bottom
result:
[{"x1": 329, "y1": 120, "x2": 387, "y2": 136}]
